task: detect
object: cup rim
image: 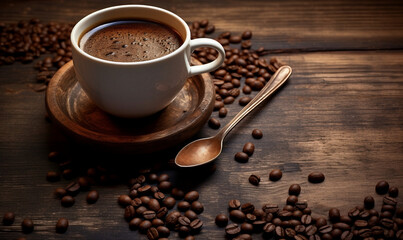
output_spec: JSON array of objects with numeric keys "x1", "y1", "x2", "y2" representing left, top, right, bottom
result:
[{"x1": 71, "y1": 4, "x2": 191, "y2": 66}]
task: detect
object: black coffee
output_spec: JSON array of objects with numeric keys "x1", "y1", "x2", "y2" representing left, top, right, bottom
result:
[{"x1": 80, "y1": 20, "x2": 183, "y2": 62}]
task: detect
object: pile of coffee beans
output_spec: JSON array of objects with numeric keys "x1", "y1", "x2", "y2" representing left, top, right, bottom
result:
[
  {"x1": 122, "y1": 173, "x2": 205, "y2": 239},
  {"x1": 189, "y1": 20, "x2": 285, "y2": 130},
  {"x1": 0, "y1": 19, "x2": 73, "y2": 91},
  {"x1": 215, "y1": 182, "x2": 402, "y2": 240}
]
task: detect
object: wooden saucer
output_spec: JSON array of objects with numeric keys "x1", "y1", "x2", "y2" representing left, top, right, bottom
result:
[{"x1": 45, "y1": 59, "x2": 215, "y2": 154}]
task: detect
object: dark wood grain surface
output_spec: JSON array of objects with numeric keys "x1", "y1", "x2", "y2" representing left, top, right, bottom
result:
[{"x1": 1, "y1": 0, "x2": 403, "y2": 239}]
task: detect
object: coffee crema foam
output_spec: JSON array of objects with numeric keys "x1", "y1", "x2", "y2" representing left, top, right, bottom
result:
[{"x1": 80, "y1": 20, "x2": 183, "y2": 62}]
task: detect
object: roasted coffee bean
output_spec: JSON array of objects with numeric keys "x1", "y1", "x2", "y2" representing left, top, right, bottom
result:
[
  {"x1": 61, "y1": 195, "x2": 75, "y2": 207},
  {"x1": 305, "y1": 225, "x2": 317, "y2": 236},
  {"x1": 289, "y1": 184, "x2": 301, "y2": 196},
  {"x1": 354, "y1": 219, "x2": 368, "y2": 228},
  {"x1": 381, "y1": 205, "x2": 395, "y2": 214},
  {"x1": 339, "y1": 215, "x2": 352, "y2": 225},
  {"x1": 178, "y1": 201, "x2": 191, "y2": 211},
  {"x1": 167, "y1": 188, "x2": 182, "y2": 200},
  {"x1": 156, "y1": 207, "x2": 168, "y2": 219},
  {"x1": 262, "y1": 204, "x2": 279, "y2": 214},
  {"x1": 286, "y1": 195, "x2": 298, "y2": 206},
  {"x1": 248, "y1": 174, "x2": 260, "y2": 186},
  {"x1": 358, "y1": 228, "x2": 372, "y2": 238},
  {"x1": 230, "y1": 209, "x2": 246, "y2": 223},
  {"x1": 55, "y1": 217, "x2": 68, "y2": 234},
  {"x1": 331, "y1": 228, "x2": 342, "y2": 239},
  {"x1": 315, "y1": 217, "x2": 327, "y2": 228},
  {"x1": 368, "y1": 215, "x2": 379, "y2": 227},
  {"x1": 215, "y1": 213, "x2": 229, "y2": 227},
  {"x1": 190, "y1": 218, "x2": 203, "y2": 232},
  {"x1": 191, "y1": 201, "x2": 204, "y2": 214},
  {"x1": 229, "y1": 35, "x2": 242, "y2": 43},
  {"x1": 21, "y1": 218, "x2": 34, "y2": 234},
  {"x1": 86, "y1": 190, "x2": 99, "y2": 204},
  {"x1": 140, "y1": 196, "x2": 151, "y2": 205},
  {"x1": 151, "y1": 218, "x2": 164, "y2": 227},
  {"x1": 295, "y1": 224, "x2": 306, "y2": 233},
  {"x1": 184, "y1": 210, "x2": 198, "y2": 221},
  {"x1": 341, "y1": 231, "x2": 354, "y2": 240},
  {"x1": 65, "y1": 181, "x2": 80, "y2": 196},
  {"x1": 218, "y1": 107, "x2": 228, "y2": 117},
  {"x1": 234, "y1": 152, "x2": 249, "y2": 163},
  {"x1": 364, "y1": 195, "x2": 375, "y2": 209},
  {"x1": 184, "y1": 191, "x2": 199, "y2": 202},
  {"x1": 54, "y1": 188, "x2": 67, "y2": 199},
  {"x1": 301, "y1": 214, "x2": 312, "y2": 225},
  {"x1": 252, "y1": 129, "x2": 263, "y2": 139},
  {"x1": 118, "y1": 195, "x2": 132, "y2": 207},
  {"x1": 241, "y1": 203, "x2": 255, "y2": 214},
  {"x1": 214, "y1": 101, "x2": 224, "y2": 110},
  {"x1": 162, "y1": 197, "x2": 176, "y2": 209},
  {"x1": 380, "y1": 217, "x2": 394, "y2": 228},
  {"x1": 242, "y1": 142, "x2": 255, "y2": 156},
  {"x1": 147, "y1": 199, "x2": 160, "y2": 212},
  {"x1": 46, "y1": 171, "x2": 61, "y2": 182},
  {"x1": 275, "y1": 226, "x2": 285, "y2": 237},
  {"x1": 383, "y1": 196, "x2": 397, "y2": 206},
  {"x1": 124, "y1": 205, "x2": 136, "y2": 221},
  {"x1": 229, "y1": 199, "x2": 241, "y2": 209},
  {"x1": 208, "y1": 117, "x2": 221, "y2": 129},
  {"x1": 333, "y1": 222, "x2": 351, "y2": 231},
  {"x1": 178, "y1": 216, "x2": 191, "y2": 226},
  {"x1": 129, "y1": 217, "x2": 142, "y2": 230},
  {"x1": 272, "y1": 217, "x2": 282, "y2": 225},
  {"x1": 153, "y1": 192, "x2": 165, "y2": 201},
  {"x1": 136, "y1": 206, "x2": 148, "y2": 216},
  {"x1": 329, "y1": 208, "x2": 340, "y2": 222},
  {"x1": 224, "y1": 95, "x2": 235, "y2": 105},
  {"x1": 178, "y1": 225, "x2": 190, "y2": 237},
  {"x1": 239, "y1": 96, "x2": 252, "y2": 106},
  {"x1": 146, "y1": 227, "x2": 159, "y2": 240},
  {"x1": 226, "y1": 223, "x2": 241, "y2": 236},
  {"x1": 158, "y1": 181, "x2": 172, "y2": 193},
  {"x1": 348, "y1": 206, "x2": 360, "y2": 218},
  {"x1": 375, "y1": 180, "x2": 389, "y2": 194},
  {"x1": 388, "y1": 186, "x2": 399, "y2": 197},
  {"x1": 242, "y1": 85, "x2": 252, "y2": 94},
  {"x1": 137, "y1": 185, "x2": 152, "y2": 196},
  {"x1": 165, "y1": 211, "x2": 180, "y2": 228},
  {"x1": 156, "y1": 225, "x2": 170, "y2": 237},
  {"x1": 308, "y1": 172, "x2": 325, "y2": 183},
  {"x1": 359, "y1": 210, "x2": 370, "y2": 219},
  {"x1": 139, "y1": 220, "x2": 152, "y2": 233},
  {"x1": 245, "y1": 213, "x2": 256, "y2": 222},
  {"x1": 242, "y1": 31, "x2": 252, "y2": 40},
  {"x1": 370, "y1": 225, "x2": 383, "y2": 236},
  {"x1": 296, "y1": 201, "x2": 308, "y2": 210},
  {"x1": 319, "y1": 224, "x2": 333, "y2": 234},
  {"x1": 3, "y1": 212, "x2": 15, "y2": 225},
  {"x1": 240, "y1": 222, "x2": 253, "y2": 233},
  {"x1": 269, "y1": 169, "x2": 283, "y2": 181}
]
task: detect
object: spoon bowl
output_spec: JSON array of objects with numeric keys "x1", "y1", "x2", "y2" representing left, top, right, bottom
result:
[{"x1": 175, "y1": 65, "x2": 292, "y2": 167}]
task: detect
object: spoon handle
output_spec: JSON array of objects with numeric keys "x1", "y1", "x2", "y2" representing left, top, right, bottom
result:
[{"x1": 218, "y1": 65, "x2": 292, "y2": 138}]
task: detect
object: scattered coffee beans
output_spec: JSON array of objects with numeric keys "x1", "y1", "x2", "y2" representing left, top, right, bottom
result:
[
  {"x1": 242, "y1": 142, "x2": 255, "y2": 156},
  {"x1": 86, "y1": 190, "x2": 99, "y2": 204},
  {"x1": 288, "y1": 184, "x2": 301, "y2": 196},
  {"x1": 234, "y1": 152, "x2": 249, "y2": 163},
  {"x1": 61, "y1": 195, "x2": 75, "y2": 207},
  {"x1": 248, "y1": 174, "x2": 260, "y2": 186},
  {"x1": 269, "y1": 169, "x2": 282, "y2": 181},
  {"x1": 215, "y1": 213, "x2": 229, "y2": 227},
  {"x1": 55, "y1": 217, "x2": 69, "y2": 233},
  {"x1": 208, "y1": 117, "x2": 221, "y2": 129},
  {"x1": 389, "y1": 186, "x2": 399, "y2": 197},
  {"x1": 308, "y1": 172, "x2": 325, "y2": 183},
  {"x1": 2, "y1": 212, "x2": 15, "y2": 225}
]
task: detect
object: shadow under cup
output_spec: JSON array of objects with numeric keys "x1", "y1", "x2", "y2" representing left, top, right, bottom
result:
[{"x1": 70, "y1": 5, "x2": 193, "y2": 118}]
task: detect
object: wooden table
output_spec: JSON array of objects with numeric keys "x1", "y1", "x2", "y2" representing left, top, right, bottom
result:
[{"x1": 1, "y1": 0, "x2": 402, "y2": 239}]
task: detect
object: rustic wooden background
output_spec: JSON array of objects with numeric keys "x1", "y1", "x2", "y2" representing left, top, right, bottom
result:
[{"x1": 1, "y1": 0, "x2": 402, "y2": 239}]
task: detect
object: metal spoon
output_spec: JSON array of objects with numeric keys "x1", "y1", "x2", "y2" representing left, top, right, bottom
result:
[{"x1": 175, "y1": 65, "x2": 292, "y2": 167}]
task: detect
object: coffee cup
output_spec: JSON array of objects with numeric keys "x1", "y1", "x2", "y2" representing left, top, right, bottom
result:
[{"x1": 71, "y1": 5, "x2": 225, "y2": 118}]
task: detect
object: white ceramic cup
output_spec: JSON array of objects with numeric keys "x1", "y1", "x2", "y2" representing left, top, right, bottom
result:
[{"x1": 71, "y1": 5, "x2": 225, "y2": 118}]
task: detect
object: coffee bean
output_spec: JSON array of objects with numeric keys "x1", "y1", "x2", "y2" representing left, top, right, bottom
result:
[
  {"x1": 151, "y1": 218, "x2": 164, "y2": 227},
  {"x1": 139, "y1": 220, "x2": 152, "y2": 233},
  {"x1": 242, "y1": 142, "x2": 255, "y2": 156},
  {"x1": 358, "y1": 228, "x2": 372, "y2": 238},
  {"x1": 380, "y1": 217, "x2": 394, "y2": 228},
  {"x1": 208, "y1": 117, "x2": 221, "y2": 129},
  {"x1": 341, "y1": 231, "x2": 354, "y2": 240},
  {"x1": 301, "y1": 214, "x2": 312, "y2": 225},
  {"x1": 333, "y1": 222, "x2": 351, "y2": 231},
  {"x1": 243, "y1": 85, "x2": 252, "y2": 94},
  {"x1": 363, "y1": 195, "x2": 375, "y2": 209},
  {"x1": 215, "y1": 213, "x2": 228, "y2": 227},
  {"x1": 269, "y1": 169, "x2": 282, "y2": 181},
  {"x1": 156, "y1": 225, "x2": 170, "y2": 237},
  {"x1": 162, "y1": 197, "x2": 176, "y2": 209},
  {"x1": 157, "y1": 181, "x2": 172, "y2": 193},
  {"x1": 242, "y1": 31, "x2": 252, "y2": 40},
  {"x1": 383, "y1": 196, "x2": 397, "y2": 206},
  {"x1": 240, "y1": 222, "x2": 253, "y2": 233},
  {"x1": 118, "y1": 195, "x2": 132, "y2": 207},
  {"x1": 248, "y1": 174, "x2": 260, "y2": 186},
  {"x1": 124, "y1": 205, "x2": 136, "y2": 221},
  {"x1": 308, "y1": 172, "x2": 325, "y2": 183},
  {"x1": 329, "y1": 208, "x2": 340, "y2": 222},
  {"x1": 375, "y1": 180, "x2": 389, "y2": 194},
  {"x1": 190, "y1": 218, "x2": 203, "y2": 232},
  {"x1": 140, "y1": 196, "x2": 151, "y2": 205},
  {"x1": 65, "y1": 181, "x2": 80, "y2": 196},
  {"x1": 153, "y1": 192, "x2": 165, "y2": 201},
  {"x1": 305, "y1": 225, "x2": 317, "y2": 236},
  {"x1": 146, "y1": 227, "x2": 159, "y2": 240},
  {"x1": 262, "y1": 204, "x2": 279, "y2": 214},
  {"x1": 184, "y1": 210, "x2": 198, "y2": 221},
  {"x1": 234, "y1": 152, "x2": 249, "y2": 163},
  {"x1": 381, "y1": 205, "x2": 395, "y2": 214},
  {"x1": 296, "y1": 201, "x2": 308, "y2": 210},
  {"x1": 86, "y1": 190, "x2": 99, "y2": 204},
  {"x1": 21, "y1": 218, "x2": 34, "y2": 233},
  {"x1": 239, "y1": 96, "x2": 252, "y2": 106},
  {"x1": 388, "y1": 186, "x2": 399, "y2": 197},
  {"x1": 184, "y1": 191, "x2": 199, "y2": 202},
  {"x1": 55, "y1": 217, "x2": 68, "y2": 233},
  {"x1": 289, "y1": 184, "x2": 301, "y2": 196},
  {"x1": 218, "y1": 107, "x2": 228, "y2": 117},
  {"x1": 46, "y1": 171, "x2": 60, "y2": 182},
  {"x1": 148, "y1": 199, "x2": 160, "y2": 212},
  {"x1": 251, "y1": 129, "x2": 263, "y2": 139},
  {"x1": 156, "y1": 207, "x2": 168, "y2": 219},
  {"x1": 178, "y1": 201, "x2": 191, "y2": 211},
  {"x1": 191, "y1": 201, "x2": 204, "y2": 214},
  {"x1": 147, "y1": 173, "x2": 158, "y2": 183},
  {"x1": 319, "y1": 224, "x2": 333, "y2": 234},
  {"x1": 225, "y1": 223, "x2": 241, "y2": 236},
  {"x1": 61, "y1": 195, "x2": 75, "y2": 207},
  {"x1": 241, "y1": 203, "x2": 255, "y2": 214},
  {"x1": 3, "y1": 212, "x2": 15, "y2": 225},
  {"x1": 214, "y1": 100, "x2": 224, "y2": 110},
  {"x1": 286, "y1": 195, "x2": 298, "y2": 206},
  {"x1": 129, "y1": 218, "x2": 142, "y2": 230},
  {"x1": 315, "y1": 217, "x2": 327, "y2": 228},
  {"x1": 229, "y1": 199, "x2": 241, "y2": 209},
  {"x1": 54, "y1": 188, "x2": 67, "y2": 199},
  {"x1": 230, "y1": 209, "x2": 246, "y2": 223}
]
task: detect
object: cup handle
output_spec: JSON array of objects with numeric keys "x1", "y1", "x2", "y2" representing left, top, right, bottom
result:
[{"x1": 188, "y1": 38, "x2": 225, "y2": 77}]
